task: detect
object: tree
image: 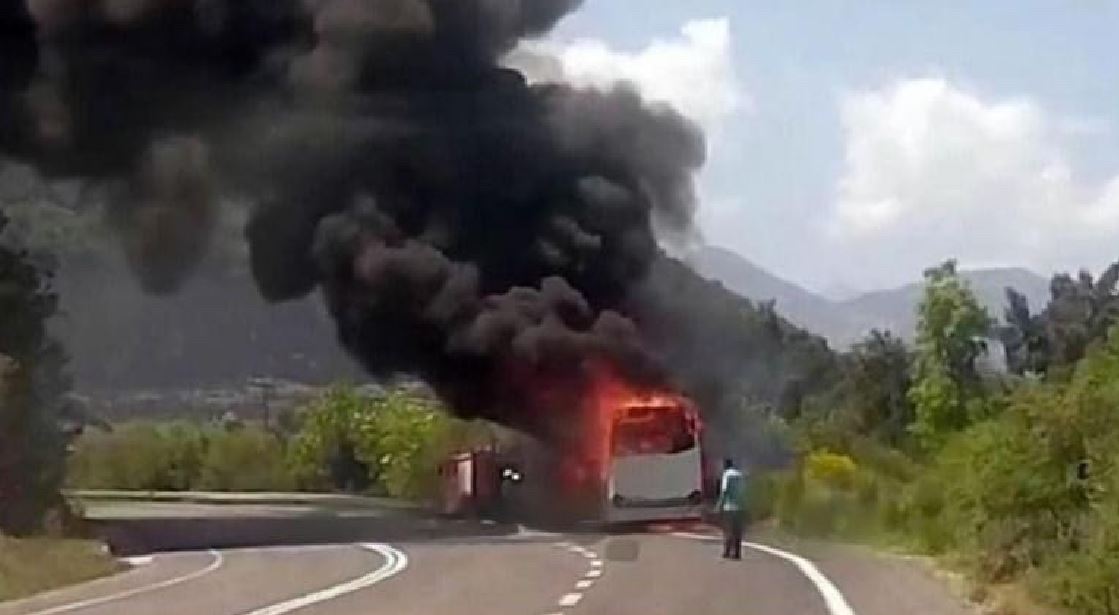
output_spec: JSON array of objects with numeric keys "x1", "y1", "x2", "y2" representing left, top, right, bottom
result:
[
  {"x1": 0, "y1": 211, "x2": 69, "y2": 534},
  {"x1": 908, "y1": 260, "x2": 992, "y2": 450},
  {"x1": 1000, "y1": 263, "x2": 1119, "y2": 379},
  {"x1": 289, "y1": 386, "x2": 489, "y2": 498},
  {"x1": 846, "y1": 330, "x2": 914, "y2": 447},
  {"x1": 999, "y1": 287, "x2": 1050, "y2": 376}
]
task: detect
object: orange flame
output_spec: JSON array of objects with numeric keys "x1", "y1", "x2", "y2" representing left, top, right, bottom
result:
[{"x1": 576, "y1": 363, "x2": 700, "y2": 483}]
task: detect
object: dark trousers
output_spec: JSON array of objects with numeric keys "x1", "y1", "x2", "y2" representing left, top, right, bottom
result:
[{"x1": 722, "y1": 511, "x2": 744, "y2": 559}]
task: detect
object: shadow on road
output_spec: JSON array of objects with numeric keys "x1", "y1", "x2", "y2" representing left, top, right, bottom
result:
[{"x1": 92, "y1": 513, "x2": 520, "y2": 556}]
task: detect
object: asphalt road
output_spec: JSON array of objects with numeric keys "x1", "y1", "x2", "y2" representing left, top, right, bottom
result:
[{"x1": 0, "y1": 503, "x2": 975, "y2": 615}]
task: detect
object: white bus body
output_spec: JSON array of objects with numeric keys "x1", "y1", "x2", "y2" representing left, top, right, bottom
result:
[{"x1": 603, "y1": 439, "x2": 705, "y2": 523}]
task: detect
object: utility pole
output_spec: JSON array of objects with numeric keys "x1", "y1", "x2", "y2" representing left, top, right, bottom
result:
[{"x1": 249, "y1": 377, "x2": 276, "y2": 431}]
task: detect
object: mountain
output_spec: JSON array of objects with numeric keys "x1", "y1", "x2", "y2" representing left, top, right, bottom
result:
[
  {"x1": 691, "y1": 246, "x2": 1050, "y2": 348},
  {"x1": 839, "y1": 267, "x2": 1050, "y2": 344},
  {"x1": 690, "y1": 246, "x2": 858, "y2": 342}
]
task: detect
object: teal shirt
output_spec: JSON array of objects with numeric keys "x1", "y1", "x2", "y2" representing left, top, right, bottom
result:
[{"x1": 717, "y1": 468, "x2": 745, "y2": 512}]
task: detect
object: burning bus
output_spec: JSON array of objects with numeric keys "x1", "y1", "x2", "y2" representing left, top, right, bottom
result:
[
  {"x1": 601, "y1": 395, "x2": 709, "y2": 523},
  {"x1": 438, "y1": 367, "x2": 713, "y2": 525},
  {"x1": 574, "y1": 370, "x2": 711, "y2": 524}
]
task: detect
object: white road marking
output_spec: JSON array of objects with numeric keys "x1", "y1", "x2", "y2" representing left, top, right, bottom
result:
[
  {"x1": 567, "y1": 546, "x2": 585, "y2": 554},
  {"x1": 558, "y1": 593, "x2": 583, "y2": 607},
  {"x1": 590, "y1": 560, "x2": 603, "y2": 568},
  {"x1": 239, "y1": 543, "x2": 408, "y2": 615},
  {"x1": 27, "y1": 549, "x2": 224, "y2": 615},
  {"x1": 582, "y1": 552, "x2": 596, "y2": 559},
  {"x1": 122, "y1": 556, "x2": 153, "y2": 567},
  {"x1": 672, "y1": 532, "x2": 857, "y2": 615},
  {"x1": 575, "y1": 580, "x2": 594, "y2": 589},
  {"x1": 585, "y1": 569, "x2": 603, "y2": 578}
]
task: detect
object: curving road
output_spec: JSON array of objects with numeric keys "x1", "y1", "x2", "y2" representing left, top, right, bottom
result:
[{"x1": 0, "y1": 502, "x2": 973, "y2": 615}]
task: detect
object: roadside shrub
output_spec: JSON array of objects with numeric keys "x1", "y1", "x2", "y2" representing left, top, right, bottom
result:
[
  {"x1": 745, "y1": 471, "x2": 780, "y2": 522},
  {"x1": 772, "y1": 452, "x2": 884, "y2": 538},
  {"x1": 67, "y1": 423, "x2": 177, "y2": 490},
  {"x1": 68, "y1": 422, "x2": 293, "y2": 492},
  {"x1": 289, "y1": 385, "x2": 492, "y2": 500},
  {"x1": 197, "y1": 428, "x2": 293, "y2": 492},
  {"x1": 898, "y1": 471, "x2": 951, "y2": 553},
  {"x1": 805, "y1": 451, "x2": 857, "y2": 490}
]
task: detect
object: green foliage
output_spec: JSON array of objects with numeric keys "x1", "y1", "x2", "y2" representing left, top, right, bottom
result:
[
  {"x1": 68, "y1": 386, "x2": 488, "y2": 501},
  {"x1": 287, "y1": 386, "x2": 372, "y2": 491},
  {"x1": 767, "y1": 449, "x2": 910, "y2": 541},
  {"x1": 68, "y1": 421, "x2": 290, "y2": 492},
  {"x1": 0, "y1": 211, "x2": 70, "y2": 535},
  {"x1": 197, "y1": 429, "x2": 293, "y2": 492},
  {"x1": 805, "y1": 451, "x2": 857, "y2": 490},
  {"x1": 909, "y1": 260, "x2": 992, "y2": 450},
  {"x1": 1035, "y1": 471, "x2": 1119, "y2": 615},
  {"x1": 778, "y1": 260, "x2": 1119, "y2": 614},
  {"x1": 845, "y1": 330, "x2": 914, "y2": 447},
  {"x1": 68, "y1": 423, "x2": 181, "y2": 491},
  {"x1": 795, "y1": 331, "x2": 1119, "y2": 615},
  {"x1": 999, "y1": 263, "x2": 1119, "y2": 378},
  {"x1": 288, "y1": 385, "x2": 490, "y2": 499}
]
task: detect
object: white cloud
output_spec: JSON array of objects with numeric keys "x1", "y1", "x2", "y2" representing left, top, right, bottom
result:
[
  {"x1": 829, "y1": 77, "x2": 1119, "y2": 284},
  {"x1": 508, "y1": 18, "x2": 746, "y2": 136}
]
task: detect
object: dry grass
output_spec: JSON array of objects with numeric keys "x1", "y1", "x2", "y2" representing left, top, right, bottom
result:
[
  {"x1": 0, "y1": 537, "x2": 120, "y2": 602},
  {"x1": 974, "y1": 583, "x2": 1066, "y2": 615}
]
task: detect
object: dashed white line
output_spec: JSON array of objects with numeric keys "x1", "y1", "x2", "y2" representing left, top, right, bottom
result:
[
  {"x1": 590, "y1": 560, "x2": 603, "y2": 568},
  {"x1": 558, "y1": 593, "x2": 583, "y2": 607},
  {"x1": 672, "y1": 532, "x2": 857, "y2": 615},
  {"x1": 26, "y1": 549, "x2": 224, "y2": 615},
  {"x1": 575, "y1": 580, "x2": 594, "y2": 589},
  {"x1": 585, "y1": 569, "x2": 603, "y2": 578},
  {"x1": 582, "y1": 552, "x2": 596, "y2": 559}
]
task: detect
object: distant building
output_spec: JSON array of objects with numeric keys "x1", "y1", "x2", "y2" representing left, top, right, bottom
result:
[{"x1": 974, "y1": 336, "x2": 1009, "y2": 377}]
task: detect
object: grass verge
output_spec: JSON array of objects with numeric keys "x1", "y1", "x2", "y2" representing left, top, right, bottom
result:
[{"x1": 0, "y1": 537, "x2": 120, "y2": 602}]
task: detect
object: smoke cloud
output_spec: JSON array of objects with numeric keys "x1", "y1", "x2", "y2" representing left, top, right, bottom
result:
[{"x1": 0, "y1": 0, "x2": 706, "y2": 446}]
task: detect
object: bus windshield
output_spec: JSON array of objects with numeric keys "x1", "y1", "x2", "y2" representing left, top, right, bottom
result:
[{"x1": 612, "y1": 404, "x2": 696, "y2": 456}]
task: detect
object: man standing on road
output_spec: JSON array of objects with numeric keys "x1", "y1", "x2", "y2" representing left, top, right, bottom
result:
[{"x1": 714, "y1": 458, "x2": 745, "y2": 560}]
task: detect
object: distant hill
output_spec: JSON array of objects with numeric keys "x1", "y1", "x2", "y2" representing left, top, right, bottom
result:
[
  {"x1": 691, "y1": 245, "x2": 1051, "y2": 348},
  {"x1": 690, "y1": 246, "x2": 859, "y2": 343},
  {"x1": 839, "y1": 267, "x2": 1051, "y2": 344}
]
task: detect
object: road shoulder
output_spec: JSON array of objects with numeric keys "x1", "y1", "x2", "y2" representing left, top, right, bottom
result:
[{"x1": 753, "y1": 532, "x2": 977, "y2": 615}]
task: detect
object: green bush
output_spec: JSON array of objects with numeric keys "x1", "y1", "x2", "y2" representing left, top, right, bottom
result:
[
  {"x1": 745, "y1": 471, "x2": 781, "y2": 522},
  {"x1": 770, "y1": 453, "x2": 894, "y2": 539},
  {"x1": 197, "y1": 428, "x2": 293, "y2": 492},
  {"x1": 68, "y1": 423, "x2": 183, "y2": 491},
  {"x1": 288, "y1": 385, "x2": 493, "y2": 500},
  {"x1": 805, "y1": 451, "x2": 857, "y2": 490},
  {"x1": 68, "y1": 421, "x2": 293, "y2": 492}
]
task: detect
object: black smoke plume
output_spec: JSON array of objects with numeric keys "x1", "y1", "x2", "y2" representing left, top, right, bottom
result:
[{"x1": 0, "y1": 0, "x2": 707, "y2": 446}]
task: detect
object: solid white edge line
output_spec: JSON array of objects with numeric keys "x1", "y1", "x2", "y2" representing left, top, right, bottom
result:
[
  {"x1": 558, "y1": 593, "x2": 583, "y2": 607},
  {"x1": 672, "y1": 532, "x2": 857, "y2": 615},
  {"x1": 27, "y1": 549, "x2": 225, "y2": 615},
  {"x1": 239, "y1": 543, "x2": 408, "y2": 615}
]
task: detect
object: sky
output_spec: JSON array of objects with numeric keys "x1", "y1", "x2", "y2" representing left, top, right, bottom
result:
[{"x1": 520, "y1": 1, "x2": 1119, "y2": 296}]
